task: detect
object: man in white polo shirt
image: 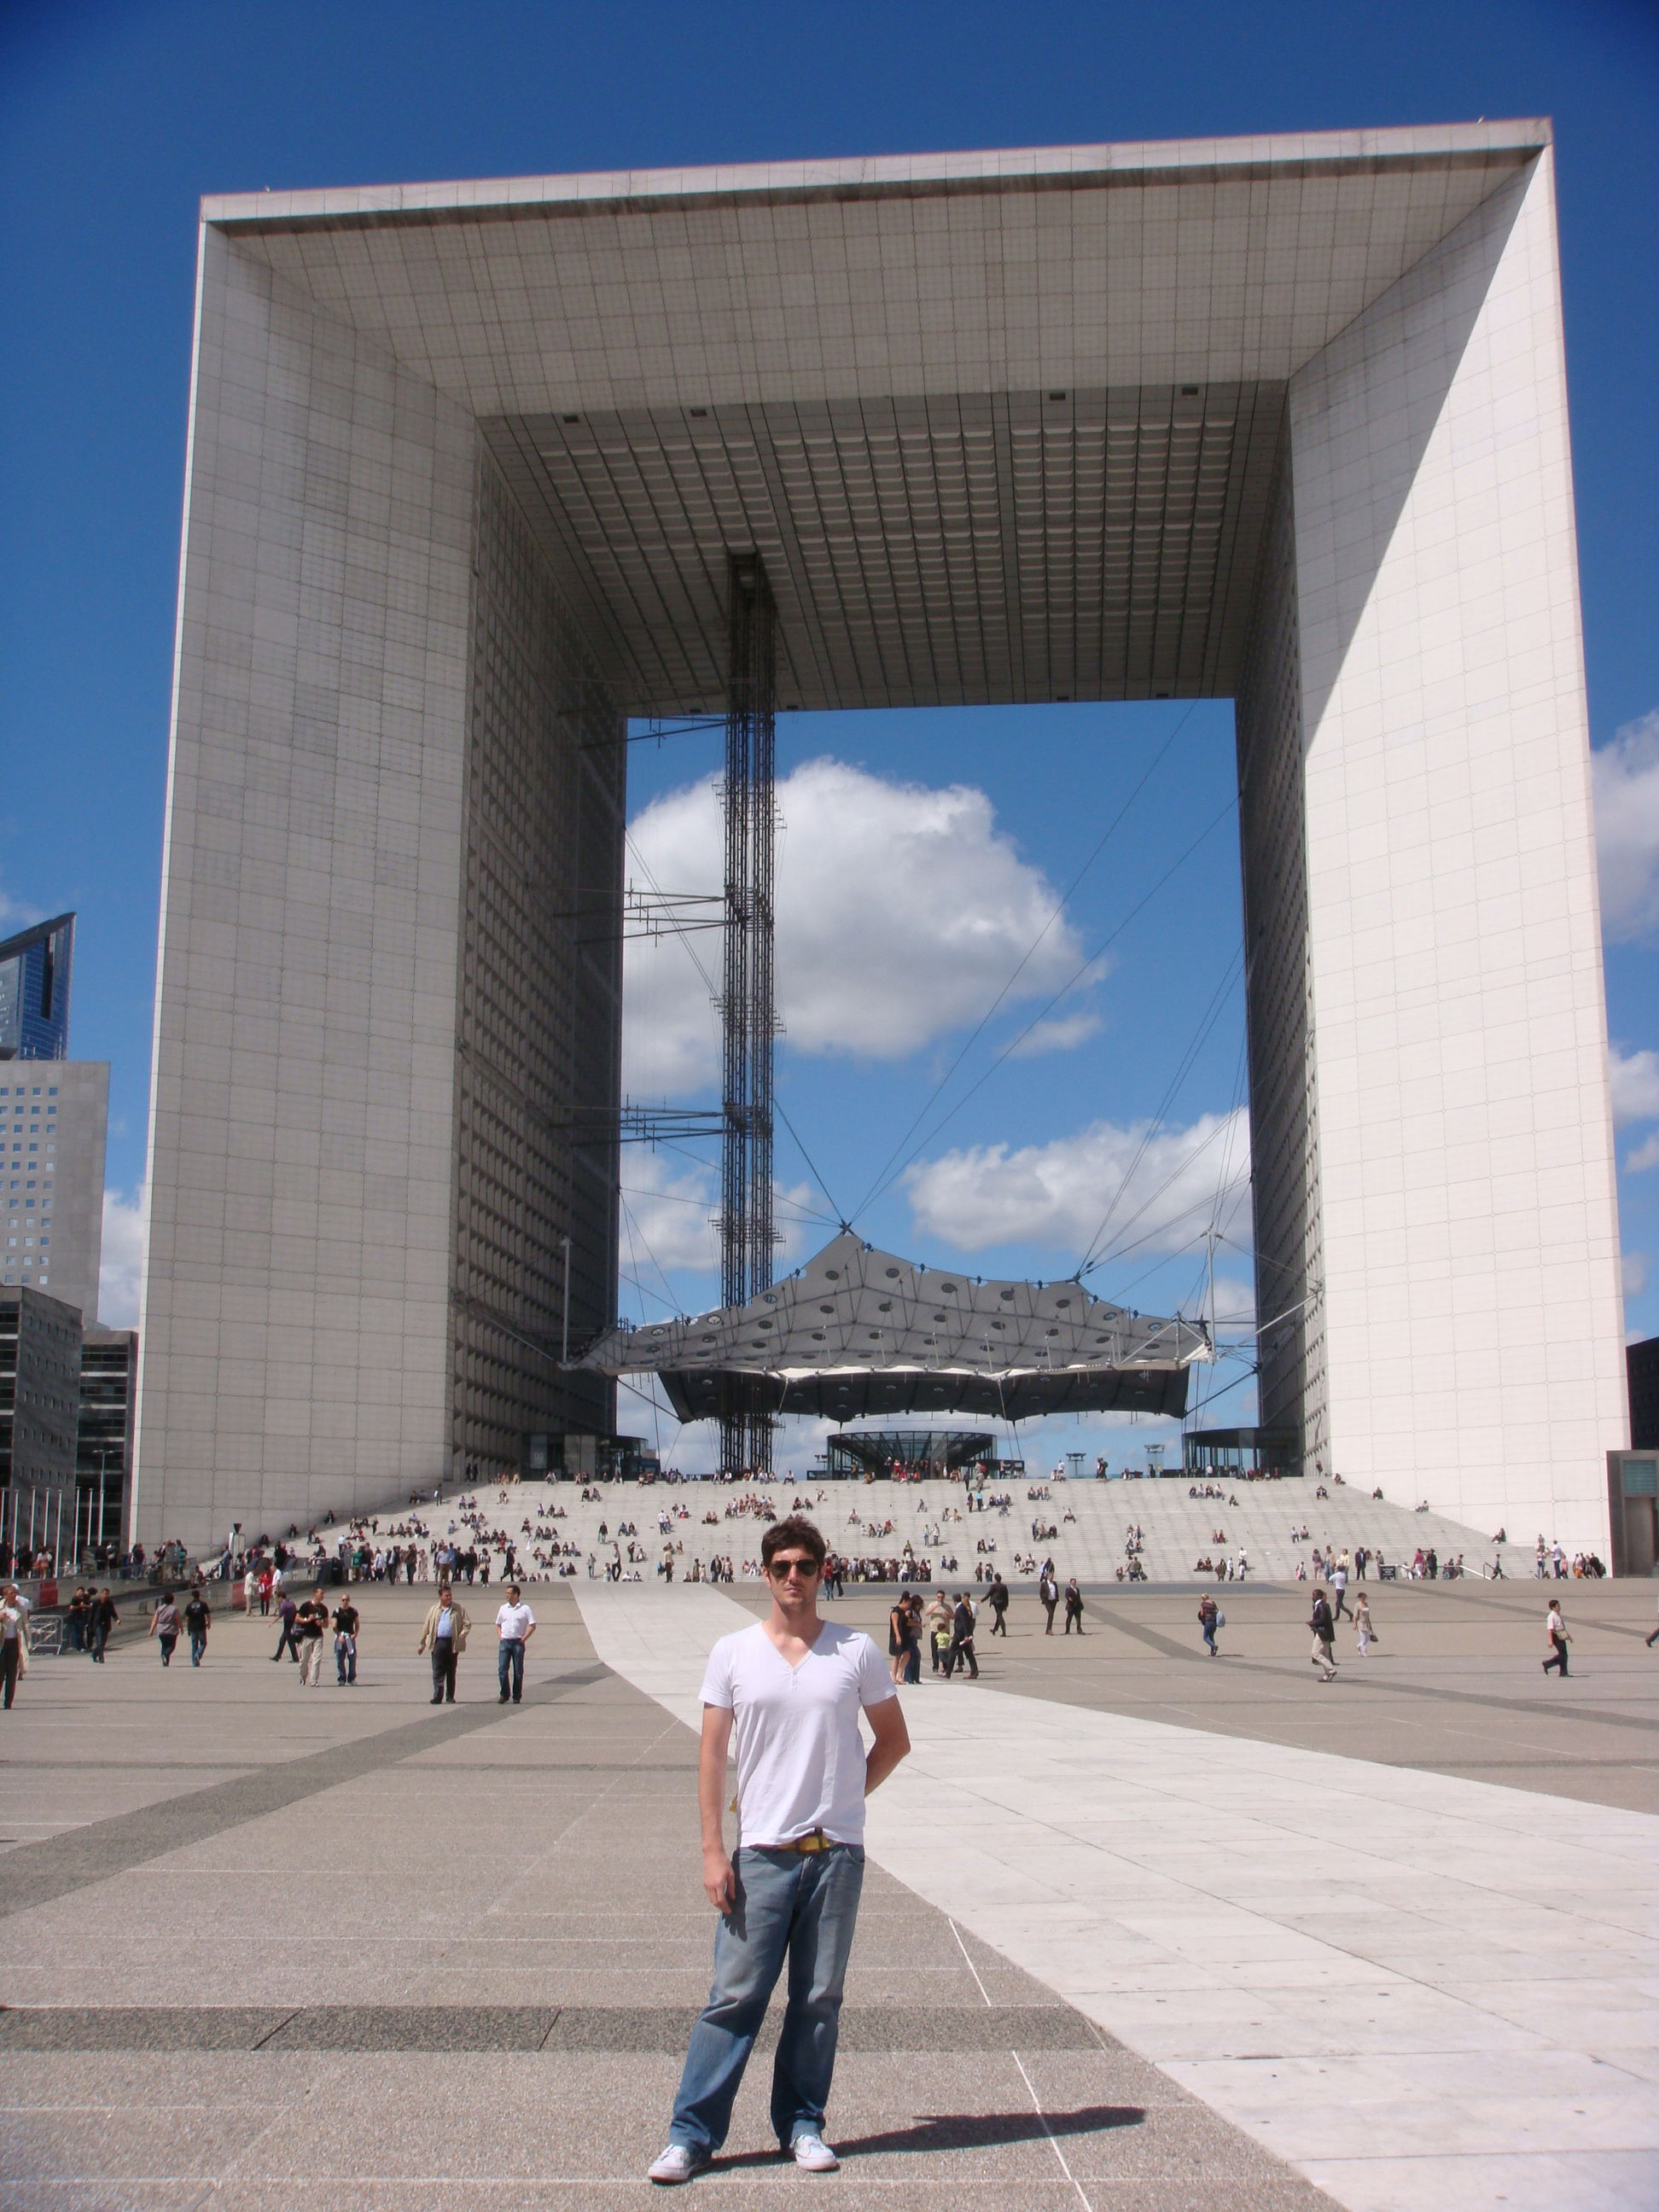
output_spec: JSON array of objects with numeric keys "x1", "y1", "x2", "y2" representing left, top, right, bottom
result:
[
  {"x1": 494, "y1": 1585, "x2": 536, "y2": 1704},
  {"x1": 648, "y1": 1515, "x2": 910, "y2": 2185}
]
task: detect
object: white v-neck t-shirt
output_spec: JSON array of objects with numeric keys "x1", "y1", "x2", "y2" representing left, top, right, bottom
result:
[{"x1": 700, "y1": 1619, "x2": 894, "y2": 1848}]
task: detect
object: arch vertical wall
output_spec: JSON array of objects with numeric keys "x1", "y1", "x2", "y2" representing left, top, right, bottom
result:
[
  {"x1": 1239, "y1": 149, "x2": 1626, "y2": 1537},
  {"x1": 134, "y1": 125, "x2": 1627, "y2": 1551}
]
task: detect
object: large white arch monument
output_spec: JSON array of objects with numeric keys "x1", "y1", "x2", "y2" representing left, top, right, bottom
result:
[{"x1": 135, "y1": 120, "x2": 1627, "y2": 1551}]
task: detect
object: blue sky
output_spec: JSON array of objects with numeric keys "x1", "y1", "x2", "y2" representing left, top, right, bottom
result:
[{"x1": 3, "y1": 0, "x2": 1656, "y2": 1470}]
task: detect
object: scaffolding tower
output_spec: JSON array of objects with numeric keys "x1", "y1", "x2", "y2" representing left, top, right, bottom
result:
[{"x1": 718, "y1": 553, "x2": 778, "y2": 1475}]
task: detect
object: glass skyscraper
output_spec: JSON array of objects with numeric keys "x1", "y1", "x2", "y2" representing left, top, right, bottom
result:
[{"x1": 0, "y1": 914, "x2": 74, "y2": 1062}]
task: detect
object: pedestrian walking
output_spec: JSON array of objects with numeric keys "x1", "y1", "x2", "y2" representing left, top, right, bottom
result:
[
  {"x1": 271, "y1": 1593, "x2": 301, "y2": 1663},
  {"x1": 1063, "y1": 1577, "x2": 1085, "y2": 1634},
  {"x1": 1542, "y1": 1601, "x2": 1571, "y2": 1677},
  {"x1": 1039, "y1": 1568, "x2": 1058, "y2": 1635},
  {"x1": 1646, "y1": 1591, "x2": 1659, "y2": 1650},
  {"x1": 986, "y1": 1575, "x2": 1009, "y2": 1635},
  {"x1": 89, "y1": 1587, "x2": 119, "y2": 1662},
  {"x1": 183, "y1": 1591, "x2": 212, "y2": 1667},
  {"x1": 297, "y1": 1590, "x2": 329, "y2": 1686},
  {"x1": 495, "y1": 1584, "x2": 535, "y2": 1703},
  {"x1": 646, "y1": 1515, "x2": 908, "y2": 2185},
  {"x1": 1197, "y1": 1592, "x2": 1220, "y2": 1656},
  {"x1": 418, "y1": 1583, "x2": 470, "y2": 1702},
  {"x1": 0, "y1": 1582, "x2": 29, "y2": 1710},
  {"x1": 149, "y1": 1592, "x2": 181, "y2": 1668},
  {"x1": 1330, "y1": 1559, "x2": 1349, "y2": 1619},
  {"x1": 332, "y1": 1596, "x2": 360, "y2": 1685},
  {"x1": 1353, "y1": 1590, "x2": 1376, "y2": 1655},
  {"x1": 945, "y1": 1592, "x2": 979, "y2": 1679},
  {"x1": 1308, "y1": 1588, "x2": 1338, "y2": 1681}
]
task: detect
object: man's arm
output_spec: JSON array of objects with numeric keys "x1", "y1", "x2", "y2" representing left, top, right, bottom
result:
[
  {"x1": 697, "y1": 1703, "x2": 736, "y2": 1911},
  {"x1": 863, "y1": 1696, "x2": 911, "y2": 1796},
  {"x1": 522, "y1": 1616, "x2": 537, "y2": 1643}
]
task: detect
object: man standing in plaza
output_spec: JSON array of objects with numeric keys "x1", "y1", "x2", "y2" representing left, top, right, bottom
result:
[
  {"x1": 332, "y1": 1593, "x2": 360, "y2": 1685},
  {"x1": 648, "y1": 1515, "x2": 909, "y2": 2184},
  {"x1": 494, "y1": 1584, "x2": 535, "y2": 1703},
  {"x1": 418, "y1": 1582, "x2": 469, "y2": 1702},
  {"x1": 297, "y1": 1588, "x2": 329, "y2": 1687}
]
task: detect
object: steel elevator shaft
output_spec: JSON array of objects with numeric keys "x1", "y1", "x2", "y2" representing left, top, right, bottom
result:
[{"x1": 718, "y1": 554, "x2": 777, "y2": 1476}]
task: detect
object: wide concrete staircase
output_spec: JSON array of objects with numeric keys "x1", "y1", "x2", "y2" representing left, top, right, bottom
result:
[{"x1": 408, "y1": 1475, "x2": 1540, "y2": 1585}]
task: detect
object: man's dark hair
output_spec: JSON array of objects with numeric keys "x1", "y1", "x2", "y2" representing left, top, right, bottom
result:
[{"x1": 760, "y1": 1516, "x2": 827, "y2": 1570}]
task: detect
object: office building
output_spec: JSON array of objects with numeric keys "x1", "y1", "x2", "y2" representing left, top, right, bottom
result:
[
  {"x1": 1628, "y1": 1336, "x2": 1659, "y2": 1453},
  {"x1": 79, "y1": 1324, "x2": 137, "y2": 1551},
  {"x1": 0, "y1": 1062, "x2": 108, "y2": 1322},
  {"x1": 0, "y1": 1285, "x2": 84, "y2": 1565},
  {"x1": 137, "y1": 122, "x2": 1626, "y2": 1551}
]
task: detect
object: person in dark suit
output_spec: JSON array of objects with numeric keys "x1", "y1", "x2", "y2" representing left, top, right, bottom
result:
[{"x1": 945, "y1": 1593, "x2": 979, "y2": 1680}]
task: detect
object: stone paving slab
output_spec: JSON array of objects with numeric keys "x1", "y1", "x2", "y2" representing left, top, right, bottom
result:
[
  {"x1": 579, "y1": 1580, "x2": 1659, "y2": 2212},
  {"x1": 0, "y1": 1582, "x2": 1336, "y2": 2212}
]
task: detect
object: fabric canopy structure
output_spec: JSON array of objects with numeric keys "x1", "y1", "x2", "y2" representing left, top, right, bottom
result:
[{"x1": 579, "y1": 1232, "x2": 1211, "y2": 1425}]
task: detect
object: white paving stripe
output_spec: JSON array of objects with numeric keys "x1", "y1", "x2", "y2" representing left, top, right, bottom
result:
[{"x1": 573, "y1": 1584, "x2": 1659, "y2": 2212}]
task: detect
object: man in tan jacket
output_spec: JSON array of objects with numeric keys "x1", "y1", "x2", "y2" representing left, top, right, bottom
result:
[{"x1": 417, "y1": 1583, "x2": 470, "y2": 1703}]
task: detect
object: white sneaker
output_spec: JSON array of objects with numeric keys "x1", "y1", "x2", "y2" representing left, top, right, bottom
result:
[
  {"x1": 648, "y1": 2144, "x2": 709, "y2": 2184},
  {"x1": 792, "y1": 2133, "x2": 839, "y2": 2171}
]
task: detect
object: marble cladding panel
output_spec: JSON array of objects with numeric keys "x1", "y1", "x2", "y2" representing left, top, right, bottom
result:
[
  {"x1": 1287, "y1": 149, "x2": 1625, "y2": 1546},
  {"x1": 135, "y1": 232, "x2": 480, "y2": 1548}
]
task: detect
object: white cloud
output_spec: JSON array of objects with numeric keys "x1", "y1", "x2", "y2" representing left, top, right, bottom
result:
[
  {"x1": 1006, "y1": 1009, "x2": 1103, "y2": 1057},
  {"x1": 619, "y1": 1154, "x2": 720, "y2": 1278},
  {"x1": 903, "y1": 1107, "x2": 1251, "y2": 1262},
  {"x1": 617, "y1": 1152, "x2": 824, "y2": 1301},
  {"x1": 1627, "y1": 1132, "x2": 1659, "y2": 1174},
  {"x1": 1610, "y1": 1045, "x2": 1659, "y2": 1126},
  {"x1": 1208, "y1": 1269, "x2": 1258, "y2": 1334},
  {"x1": 1623, "y1": 1251, "x2": 1649, "y2": 1301},
  {"x1": 100, "y1": 1185, "x2": 146, "y2": 1325},
  {"x1": 1594, "y1": 710, "x2": 1659, "y2": 940},
  {"x1": 624, "y1": 758, "x2": 1097, "y2": 1097}
]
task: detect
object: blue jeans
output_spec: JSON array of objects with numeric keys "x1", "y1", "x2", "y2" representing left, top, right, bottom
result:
[
  {"x1": 670, "y1": 1843, "x2": 864, "y2": 2156},
  {"x1": 497, "y1": 1638, "x2": 524, "y2": 1699}
]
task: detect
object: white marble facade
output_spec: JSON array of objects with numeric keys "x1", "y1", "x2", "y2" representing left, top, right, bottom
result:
[{"x1": 137, "y1": 124, "x2": 1626, "y2": 1551}]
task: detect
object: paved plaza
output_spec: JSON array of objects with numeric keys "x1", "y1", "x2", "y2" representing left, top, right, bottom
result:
[{"x1": 2, "y1": 1575, "x2": 1655, "y2": 2210}]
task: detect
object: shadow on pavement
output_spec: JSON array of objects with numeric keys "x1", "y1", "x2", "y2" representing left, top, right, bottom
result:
[{"x1": 718, "y1": 2103, "x2": 1147, "y2": 2163}]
